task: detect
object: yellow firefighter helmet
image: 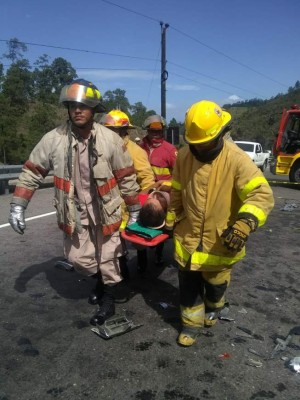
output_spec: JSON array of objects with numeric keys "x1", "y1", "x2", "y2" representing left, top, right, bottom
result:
[
  {"x1": 184, "y1": 100, "x2": 231, "y2": 144},
  {"x1": 102, "y1": 109, "x2": 134, "y2": 129}
]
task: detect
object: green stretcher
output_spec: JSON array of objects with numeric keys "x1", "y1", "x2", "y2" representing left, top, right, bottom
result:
[{"x1": 121, "y1": 221, "x2": 169, "y2": 247}]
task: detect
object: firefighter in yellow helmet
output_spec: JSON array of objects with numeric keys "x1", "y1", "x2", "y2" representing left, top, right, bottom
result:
[
  {"x1": 101, "y1": 110, "x2": 156, "y2": 277},
  {"x1": 165, "y1": 100, "x2": 274, "y2": 346},
  {"x1": 101, "y1": 110, "x2": 155, "y2": 192}
]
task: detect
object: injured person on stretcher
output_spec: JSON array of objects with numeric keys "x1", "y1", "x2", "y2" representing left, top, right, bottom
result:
[{"x1": 121, "y1": 188, "x2": 171, "y2": 274}]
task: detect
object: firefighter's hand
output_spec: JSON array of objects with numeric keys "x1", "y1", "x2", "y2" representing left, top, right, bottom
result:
[
  {"x1": 221, "y1": 219, "x2": 251, "y2": 252},
  {"x1": 127, "y1": 210, "x2": 140, "y2": 226},
  {"x1": 9, "y1": 204, "x2": 26, "y2": 235}
]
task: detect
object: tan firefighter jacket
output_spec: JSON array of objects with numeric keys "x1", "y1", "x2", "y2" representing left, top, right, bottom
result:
[
  {"x1": 11, "y1": 121, "x2": 141, "y2": 236},
  {"x1": 165, "y1": 140, "x2": 274, "y2": 271}
]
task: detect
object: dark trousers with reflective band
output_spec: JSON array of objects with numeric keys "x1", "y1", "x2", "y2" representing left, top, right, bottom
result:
[{"x1": 178, "y1": 268, "x2": 231, "y2": 330}]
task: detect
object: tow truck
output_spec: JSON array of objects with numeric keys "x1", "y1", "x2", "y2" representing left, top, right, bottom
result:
[{"x1": 271, "y1": 104, "x2": 300, "y2": 182}]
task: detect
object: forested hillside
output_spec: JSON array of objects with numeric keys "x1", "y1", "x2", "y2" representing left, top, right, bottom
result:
[
  {"x1": 225, "y1": 85, "x2": 300, "y2": 150},
  {"x1": 1, "y1": 38, "x2": 300, "y2": 163},
  {"x1": 0, "y1": 39, "x2": 157, "y2": 164}
]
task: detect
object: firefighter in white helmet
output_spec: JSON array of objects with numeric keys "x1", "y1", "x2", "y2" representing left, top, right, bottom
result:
[
  {"x1": 140, "y1": 115, "x2": 178, "y2": 266},
  {"x1": 165, "y1": 100, "x2": 274, "y2": 346}
]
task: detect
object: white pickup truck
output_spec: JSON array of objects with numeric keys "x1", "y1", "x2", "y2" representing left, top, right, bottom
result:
[{"x1": 234, "y1": 141, "x2": 270, "y2": 171}]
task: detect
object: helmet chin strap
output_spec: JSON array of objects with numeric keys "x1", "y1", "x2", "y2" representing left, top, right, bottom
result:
[{"x1": 190, "y1": 137, "x2": 224, "y2": 162}]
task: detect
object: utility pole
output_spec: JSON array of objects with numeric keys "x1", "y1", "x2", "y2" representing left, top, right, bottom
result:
[{"x1": 160, "y1": 22, "x2": 169, "y2": 120}]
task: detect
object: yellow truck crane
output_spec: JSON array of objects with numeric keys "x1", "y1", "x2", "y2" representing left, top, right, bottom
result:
[{"x1": 271, "y1": 104, "x2": 300, "y2": 182}]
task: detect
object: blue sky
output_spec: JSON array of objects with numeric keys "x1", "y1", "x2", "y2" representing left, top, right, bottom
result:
[{"x1": 1, "y1": 0, "x2": 300, "y2": 122}]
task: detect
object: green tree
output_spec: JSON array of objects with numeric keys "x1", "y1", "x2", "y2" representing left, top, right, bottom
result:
[
  {"x1": 50, "y1": 57, "x2": 77, "y2": 98},
  {"x1": 169, "y1": 118, "x2": 178, "y2": 127},
  {"x1": 32, "y1": 56, "x2": 77, "y2": 104},
  {"x1": 2, "y1": 59, "x2": 33, "y2": 112},
  {"x1": 3, "y1": 38, "x2": 27, "y2": 63},
  {"x1": 0, "y1": 93, "x2": 21, "y2": 163},
  {"x1": 130, "y1": 102, "x2": 156, "y2": 127},
  {"x1": 0, "y1": 63, "x2": 4, "y2": 91},
  {"x1": 26, "y1": 103, "x2": 59, "y2": 150},
  {"x1": 102, "y1": 89, "x2": 130, "y2": 113}
]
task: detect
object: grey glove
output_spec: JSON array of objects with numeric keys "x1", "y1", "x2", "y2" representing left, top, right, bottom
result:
[
  {"x1": 9, "y1": 204, "x2": 26, "y2": 234},
  {"x1": 127, "y1": 210, "x2": 140, "y2": 226}
]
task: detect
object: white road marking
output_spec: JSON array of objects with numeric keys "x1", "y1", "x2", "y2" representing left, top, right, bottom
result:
[{"x1": 0, "y1": 211, "x2": 56, "y2": 229}]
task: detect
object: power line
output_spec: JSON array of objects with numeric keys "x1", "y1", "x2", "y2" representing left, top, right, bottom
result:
[
  {"x1": 168, "y1": 61, "x2": 265, "y2": 98},
  {"x1": 97, "y1": 0, "x2": 289, "y2": 89},
  {"x1": 0, "y1": 28, "x2": 288, "y2": 99},
  {"x1": 170, "y1": 72, "x2": 243, "y2": 97},
  {"x1": 145, "y1": 46, "x2": 161, "y2": 106},
  {"x1": 0, "y1": 39, "x2": 156, "y2": 62},
  {"x1": 99, "y1": 0, "x2": 160, "y2": 23},
  {"x1": 169, "y1": 26, "x2": 289, "y2": 88}
]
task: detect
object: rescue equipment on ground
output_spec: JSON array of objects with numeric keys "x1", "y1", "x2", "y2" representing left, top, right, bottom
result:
[{"x1": 91, "y1": 314, "x2": 142, "y2": 339}]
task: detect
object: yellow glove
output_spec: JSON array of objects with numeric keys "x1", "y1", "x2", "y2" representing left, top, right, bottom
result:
[{"x1": 221, "y1": 219, "x2": 251, "y2": 252}]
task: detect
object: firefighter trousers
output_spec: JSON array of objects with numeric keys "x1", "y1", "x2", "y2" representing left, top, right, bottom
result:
[
  {"x1": 64, "y1": 224, "x2": 123, "y2": 285},
  {"x1": 178, "y1": 268, "x2": 232, "y2": 330}
]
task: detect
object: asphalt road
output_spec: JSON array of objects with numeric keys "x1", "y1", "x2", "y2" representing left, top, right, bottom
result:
[{"x1": 0, "y1": 179, "x2": 300, "y2": 400}]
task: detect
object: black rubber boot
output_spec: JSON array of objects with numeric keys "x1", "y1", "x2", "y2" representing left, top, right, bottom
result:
[
  {"x1": 88, "y1": 275, "x2": 104, "y2": 305},
  {"x1": 90, "y1": 286, "x2": 115, "y2": 326},
  {"x1": 137, "y1": 249, "x2": 148, "y2": 275},
  {"x1": 119, "y1": 254, "x2": 130, "y2": 281}
]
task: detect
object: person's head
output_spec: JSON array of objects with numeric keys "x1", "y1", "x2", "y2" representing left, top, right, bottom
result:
[
  {"x1": 134, "y1": 137, "x2": 141, "y2": 145},
  {"x1": 139, "y1": 190, "x2": 170, "y2": 229},
  {"x1": 142, "y1": 115, "x2": 167, "y2": 147},
  {"x1": 59, "y1": 79, "x2": 105, "y2": 132},
  {"x1": 100, "y1": 110, "x2": 134, "y2": 137},
  {"x1": 184, "y1": 100, "x2": 232, "y2": 161}
]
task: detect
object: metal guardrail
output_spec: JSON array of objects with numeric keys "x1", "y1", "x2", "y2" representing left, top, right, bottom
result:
[
  {"x1": 0, "y1": 165, "x2": 53, "y2": 195},
  {"x1": 0, "y1": 165, "x2": 24, "y2": 173},
  {"x1": 0, "y1": 165, "x2": 23, "y2": 195}
]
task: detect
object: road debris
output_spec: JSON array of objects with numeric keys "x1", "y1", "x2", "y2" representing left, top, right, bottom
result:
[
  {"x1": 288, "y1": 357, "x2": 300, "y2": 373},
  {"x1": 236, "y1": 326, "x2": 264, "y2": 341},
  {"x1": 280, "y1": 202, "x2": 298, "y2": 211},
  {"x1": 91, "y1": 314, "x2": 142, "y2": 339},
  {"x1": 270, "y1": 335, "x2": 292, "y2": 359},
  {"x1": 248, "y1": 347, "x2": 265, "y2": 358},
  {"x1": 218, "y1": 352, "x2": 231, "y2": 360},
  {"x1": 245, "y1": 358, "x2": 263, "y2": 368},
  {"x1": 218, "y1": 303, "x2": 235, "y2": 322}
]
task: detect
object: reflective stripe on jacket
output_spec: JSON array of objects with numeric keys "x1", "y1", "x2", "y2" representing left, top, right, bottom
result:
[
  {"x1": 140, "y1": 139, "x2": 177, "y2": 181},
  {"x1": 166, "y1": 140, "x2": 274, "y2": 271},
  {"x1": 12, "y1": 121, "x2": 140, "y2": 236}
]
